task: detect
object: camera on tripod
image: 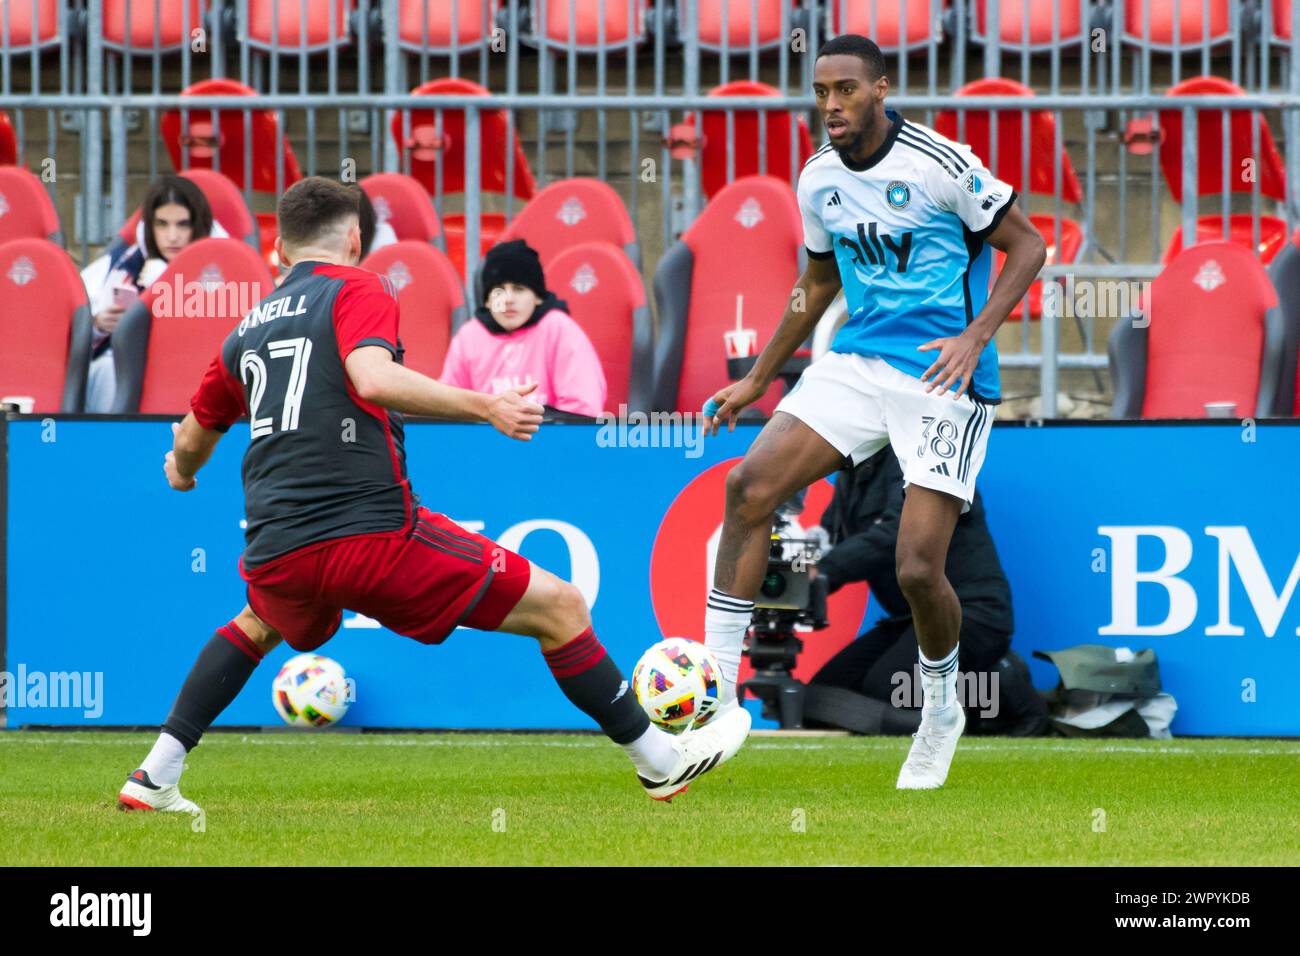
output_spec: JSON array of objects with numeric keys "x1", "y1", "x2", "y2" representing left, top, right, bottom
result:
[{"x1": 740, "y1": 527, "x2": 830, "y2": 729}]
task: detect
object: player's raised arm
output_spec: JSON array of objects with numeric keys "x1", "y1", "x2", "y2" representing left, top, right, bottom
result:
[
  {"x1": 344, "y1": 345, "x2": 544, "y2": 442},
  {"x1": 706, "y1": 255, "x2": 843, "y2": 435}
]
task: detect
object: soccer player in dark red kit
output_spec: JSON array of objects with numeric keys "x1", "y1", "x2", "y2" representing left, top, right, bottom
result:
[{"x1": 117, "y1": 177, "x2": 749, "y2": 813}]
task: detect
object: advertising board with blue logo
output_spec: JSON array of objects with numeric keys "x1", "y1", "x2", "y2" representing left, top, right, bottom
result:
[{"x1": 3, "y1": 417, "x2": 1297, "y2": 735}]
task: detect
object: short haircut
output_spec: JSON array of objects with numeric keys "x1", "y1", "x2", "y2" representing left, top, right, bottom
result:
[
  {"x1": 277, "y1": 176, "x2": 360, "y2": 251},
  {"x1": 816, "y1": 34, "x2": 887, "y2": 82},
  {"x1": 141, "y1": 175, "x2": 213, "y2": 260},
  {"x1": 353, "y1": 184, "x2": 376, "y2": 259}
]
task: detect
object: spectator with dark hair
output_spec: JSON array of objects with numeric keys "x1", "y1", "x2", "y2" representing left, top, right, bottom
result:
[
  {"x1": 81, "y1": 175, "x2": 222, "y2": 411},
  {"x1": 440, "y1": 239, "x2": 607, "y2": 417}
]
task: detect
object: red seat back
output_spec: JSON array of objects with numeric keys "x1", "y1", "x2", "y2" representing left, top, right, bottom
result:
[
  {"x1": 1123, "y1": 0, "x2": 1231, "y2": 46},
  {"x1": 0, "y1": 0, "x2": 61, "y2": 48},
  {"x1": 0, "y1": 166, "x2": 61, "y2": 244},
  {"x1": 498, "y1": 177, "x2": 638, "y2": 267},
  {"x1": 393, "y1": 78, "x2": 536, "y2": 201},
  {"x1": 1162, "y1": 215, "x2": 1289, "y2": 266},
  {"x1": 0, "y1": 110, "x2": 15, "y2": 165},
  {"x1": 1144, "y1": 242, "x2": 1276, "y2": 418},
  {"x1": 0, "y1": 238, "x2": 89, "y2": 412},
  {"x1": 1158, "y1": 77, "x2": 1287, "y2": 203},
  {"x1": 360, "y1": 241, "x2": 464, "y2": 379},
  {"x1": 133, "y1": 239, "x2": 274, "y2": 413},
  {"x1": 693, "y1": 81, "x2": 814, "y2": 200},
  {"x1": 831, "y1": 0, "x2": 943, "y2": 49},
  {"x1": 1273, "y1": 0, "x2": 1294, "y2": 40},
  {"x1": 101, "y1": 0, "x2": 203, "y2": 49},
  {"x1": 245, "y1": 0, "x2": 351, "y2": 49},
  {"x1": 398, "y1": 0, "x2": 497, "y2": 50},
  {"x1": 660, "y1": 175, "x2": 802, "y2": 414},
  {"x1": 538, "y1": 0, "x2": 645, "y2": 47},
  {"x1": 161, "y1": 79, "x2": 303, "y2": 194},
  {"x1": 934, "y1": 79, "x2": 1082, "y2": 202},
  {"x1": 547, "y1": 241, "x2": 651, "y2": 412},
  {"x1": 975, "y1": 0, "x2": 1084, "y2": 45},
  {"x1": 359, "y1": 172, "x2": 443, "y2": 245},
  {"x1": 688, "y1": 0, "x2": 784, "y2": 48},
  {"x1": 116, "y1": 168, "x2": 260, "y2": 251}
]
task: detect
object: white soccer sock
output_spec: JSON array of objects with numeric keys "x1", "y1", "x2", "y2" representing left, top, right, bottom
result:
[
  {"x1": 140, "y1": 732, "x2": 188, "y2": 786},
  {"x1": 622, "y1": 724, "x2": 678, "y2": 779},
  {"x1": 919, "y1": 644, "x2": 960, "y2": 713},
  {"x1": 705, "y1": 588, "x2": 754, "y2": 700}
]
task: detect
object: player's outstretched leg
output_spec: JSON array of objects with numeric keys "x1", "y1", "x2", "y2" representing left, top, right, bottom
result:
[
  {"x1": 497, "y1": 564, "x2": 751, "y2": 801},
  {"x1": 893, "y1": 486, "x2": 966, "y2": 790},
  {"x1": 706, "y1": 413, "x2": 845, "y2": 706},
  {"x1": 118, "y1": 606, "x2": 282, "y2": 814}
]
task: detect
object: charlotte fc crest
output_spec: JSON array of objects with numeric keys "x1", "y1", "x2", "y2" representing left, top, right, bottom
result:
[{"x1": 886, "y1": 181, "x2": 910, "y2": 209}]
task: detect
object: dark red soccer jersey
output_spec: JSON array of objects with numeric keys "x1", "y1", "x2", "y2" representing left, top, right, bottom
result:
[{"x1": 191, "y1": 260, "x2": 416, "y2": 568}]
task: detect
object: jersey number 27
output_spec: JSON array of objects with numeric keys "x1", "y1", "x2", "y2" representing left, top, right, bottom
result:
[{"x1": 240, "y1": 338, "x2": 313, "y2": 440}]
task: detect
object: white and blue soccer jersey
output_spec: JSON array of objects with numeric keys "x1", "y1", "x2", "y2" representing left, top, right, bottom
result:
[{"x1": 798, "y1": 108, "x2": 1017, "y2": 403}]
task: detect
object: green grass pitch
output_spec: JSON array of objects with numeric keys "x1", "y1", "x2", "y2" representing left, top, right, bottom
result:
[{"x1": 2, "y1": 731, "x2": 1296, "y2": 866}]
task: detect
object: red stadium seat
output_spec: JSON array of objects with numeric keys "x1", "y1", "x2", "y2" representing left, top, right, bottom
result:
[
  {"x1": 1162, "y1": 215, "x2": 1289, "y2": 266},
  {"x1": 109, "y1": 238, "x2": 274, "y2": 414},
  {"x1": 393, "y1": 78, "x2": 536, "y2": 278},
  {"x1": 113, "y1": 168, "x2": 261, "y2": 255},
  {"x1": 547, "y1": 241, "x2": 654, "y2": 412},
  {"x1": 243, "y1": 0, "x2": 352, "y2": 51},
  {"x1": 161, "y1": 79, "x2": 303, "y2": 195},
  {"x1": 359, "y1": 173, "x2": 443, "y2": 246},
  {"x1": 934, "y1": 78, "x2": 1082, "y2": 202},
  {"x1": 935, "y1": 79, "x2": 1082, "y2": 319},
  {"x1": 1122, "y1": 0, "x2": 1232, "y2": 49},
  {"x1": 0, "y1": 110, "x2": 18, "y2": 165},
  {"x1": 972, "y1": 0, "x2": 1085, "y2": 49},
  {"x1": 101, "y1": 0, "x2": 204, "y2": 51},
  {"x1": 361, "y1": 241, "x2": 466, "y2": 380},
  {"x1": 1108, "y1": 242, "x2": 1287, "y2": 419},
  {"x1": 1271, "y1": 0, "x2": 1295, "y2": 41},
  {"x1": 533, "y1": 0, "x2": 647, "y2": 48},
  {"x1": 828, "y1": 0, "x2": 945, "y2": 51},
  {"x1": 652, "y1": 175, "x2": 802, "y2": 414},
  {"x1": 0, "y1": 238, "x2": 93, "y2": 412},
  {"x1": 397, "y1": 0, "x2": 497, "y2": 52},
  {"x1": 1158, "y1": 77, "x2": 1286, "y2": 204},
  {"x1": 681, "y1": 81, "x2": 814, "y2": 200},
  {"x1": 687, "y1": 0, "x2": 785, "y2": 50},
  {"x1": 0, "y1": 0, "x2": 61, "y2": 50},
  {"x1": 498, "y1": 177, "x2": 640, "y2": 269},
  {"x1": 0, "y1": 166, "x2": 62, "y2": 245}
]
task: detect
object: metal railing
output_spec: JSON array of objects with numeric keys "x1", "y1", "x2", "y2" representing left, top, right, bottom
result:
[{"x1": 3, "y1": 1, "x2": 1300, "y2": 412}]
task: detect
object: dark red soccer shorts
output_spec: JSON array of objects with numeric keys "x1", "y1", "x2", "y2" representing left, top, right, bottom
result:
[{"x1": 240, "y1": 507, "x2": 533, "y2": 652}]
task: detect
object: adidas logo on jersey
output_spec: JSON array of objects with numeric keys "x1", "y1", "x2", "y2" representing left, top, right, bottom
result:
[
  {"x1": 826, "y1": 191, "x2": 842, "y2": 207},
  {"x1": 929, "y1": 462, "x2": 951, "y2": 476}
]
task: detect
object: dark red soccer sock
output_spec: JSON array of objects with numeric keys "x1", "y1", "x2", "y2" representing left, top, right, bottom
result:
[
  {"x1": 543, "y1": 627, "x2": 650, "y2": 745},
  {"x1": 161, "y1": 622, "x2": 264, "y2": 751}
]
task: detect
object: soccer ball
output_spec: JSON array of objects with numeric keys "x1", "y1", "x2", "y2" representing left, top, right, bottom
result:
[
  {"x1": 632, "y1": 638, "x2": 722, "y2": 734},
  {"x1": 271, "y1": 653, "x2": 351, "y2": 728}
]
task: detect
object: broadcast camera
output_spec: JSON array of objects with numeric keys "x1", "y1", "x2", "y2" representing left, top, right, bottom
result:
[{"x1": 740, "y1": 525, "x2": 830, "y2": 729}]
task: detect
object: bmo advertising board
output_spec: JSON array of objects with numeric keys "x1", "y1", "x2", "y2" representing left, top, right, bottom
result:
[{"x1": 3, "y1": 418, "x2": 1298, "y2": 735}]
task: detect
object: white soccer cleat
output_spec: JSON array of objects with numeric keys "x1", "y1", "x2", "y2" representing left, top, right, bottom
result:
[
  {"x1": 640, "y1": 704, "x2": 752, "y2": 801},
  {"x1": 117, "y1": 769, "x2": 203, "y2": 815},
  {"x1": 896, "y1": 704, "x2": 966, "y2": 790}
]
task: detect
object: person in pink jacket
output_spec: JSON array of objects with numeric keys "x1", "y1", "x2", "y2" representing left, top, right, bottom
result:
[{"x1": 441, "y1": 240, "x2": 608, "y2": 417}]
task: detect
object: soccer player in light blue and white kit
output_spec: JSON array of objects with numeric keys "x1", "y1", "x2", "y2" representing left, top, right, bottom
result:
[{"x1": 702, "y1": 35, "x2": 1046, "y2": 789}]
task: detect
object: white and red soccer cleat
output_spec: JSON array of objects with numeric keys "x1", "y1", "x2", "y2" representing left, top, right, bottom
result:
[
  {"x1": 639, "y1": 704, "x2": 751, "y2": 801},
  {"x1": 117, "y1": 769, "x2": 203, "y2": 815}
]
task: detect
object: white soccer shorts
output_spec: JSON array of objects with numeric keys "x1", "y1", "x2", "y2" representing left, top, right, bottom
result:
[{"x1": 774, "y1": 351, "x2": 994, "y2": 513}]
